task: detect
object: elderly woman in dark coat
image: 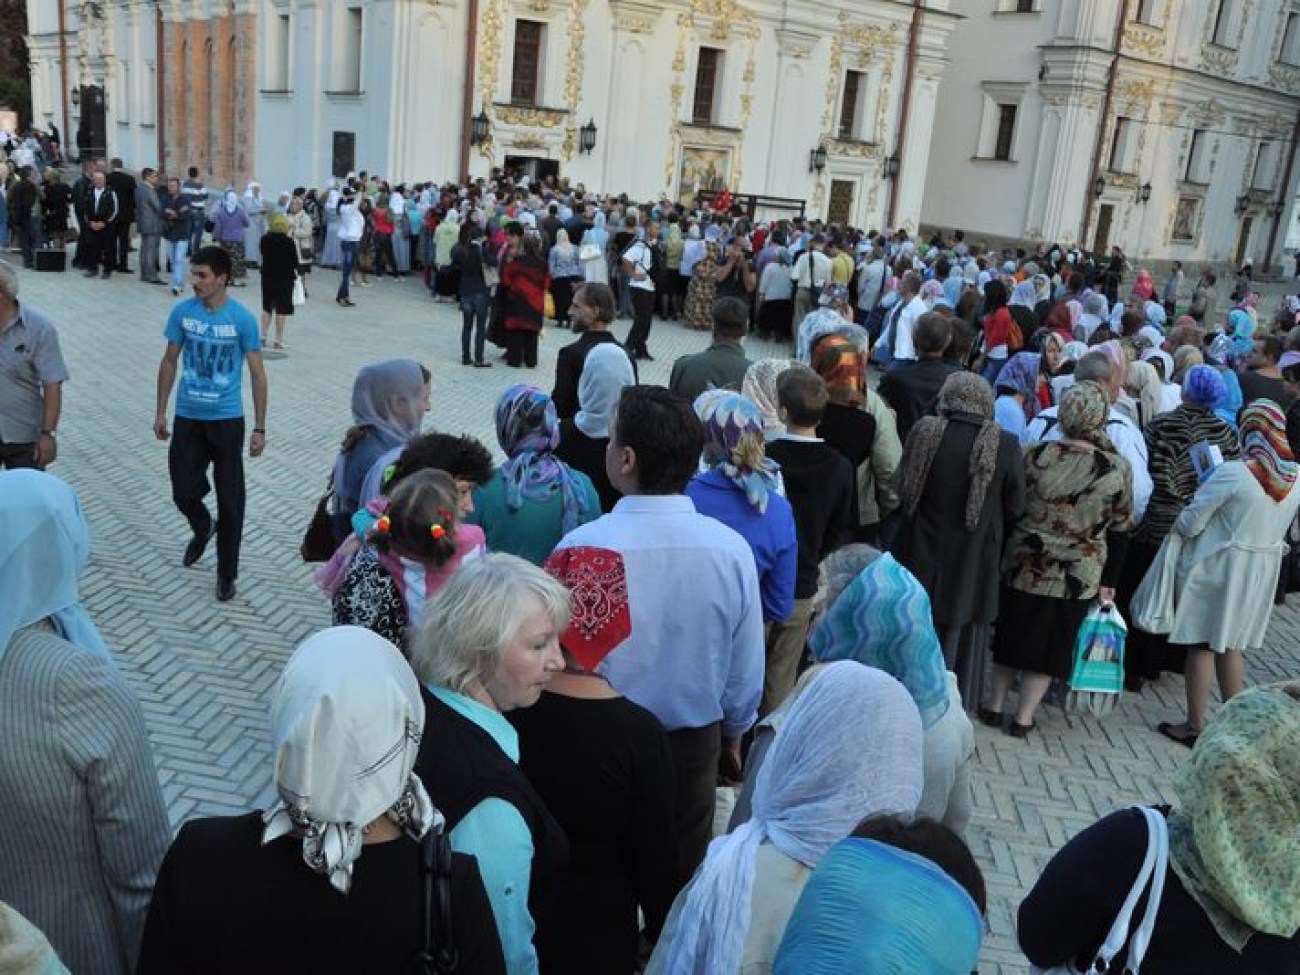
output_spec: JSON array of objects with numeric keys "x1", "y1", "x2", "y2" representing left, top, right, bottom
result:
[{"x1": 891, "y1": 372, "x2": 1027, "y2": 707}]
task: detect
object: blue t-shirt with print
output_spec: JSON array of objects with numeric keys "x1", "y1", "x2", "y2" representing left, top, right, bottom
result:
[{"x1": 163, "y1": 297, "x2": 261, "y2": 420}]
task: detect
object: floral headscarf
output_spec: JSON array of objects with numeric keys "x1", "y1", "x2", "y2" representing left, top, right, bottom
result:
[
  {"x1": 694, "y1": 390, "x2": 782, "y2": 514},
  {"x1": 1058, "y1": 380, "x2": 1114, "y2": 452},
  {"x1": 1169, "y1": 683, "x2": 1300, "y2": 950},
  {"x1": 1238, "y1": 401, "x2": 1298, "y2": 502},
  {"x1": 494, "y1": 385, "x2": 593, "y2": 534}
]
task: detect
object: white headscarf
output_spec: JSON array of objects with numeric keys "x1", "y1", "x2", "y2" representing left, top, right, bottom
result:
[
  {"x1": 0, "y1": 470, "x2": 111, "y2": 665},
  {"x1": 575, "y1": 344, "x2": 635, "y2": 439},
  {"x1": 222, "y1": 189, "x2": 239, "y2": 215},
  {"x1": 654, "y1": 661, "x2": 923, "y2": 975},
  {"x1": 261, "y1": 626, "x2": 438, "y2": 894}
]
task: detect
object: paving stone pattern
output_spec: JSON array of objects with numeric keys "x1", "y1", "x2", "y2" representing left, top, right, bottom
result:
[{"x1": 18, "y1": 262, "x2": 1300, "y2": 973}]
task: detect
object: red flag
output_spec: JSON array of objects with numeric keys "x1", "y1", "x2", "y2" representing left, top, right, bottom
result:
[{"x1": 713, "y1": 187, "x2": 732, "y2": 213}]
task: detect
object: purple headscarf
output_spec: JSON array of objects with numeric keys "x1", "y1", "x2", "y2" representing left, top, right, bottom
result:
[
  {"x1": 994, "y1": 352, "x2": 1044, "y2": 421},
  {"x1": 494, "y1": 384, "x2": 593, "y2": 533},
  {"x1": 1181, "y1": 364, "x2": 1226, "y2": 409}
]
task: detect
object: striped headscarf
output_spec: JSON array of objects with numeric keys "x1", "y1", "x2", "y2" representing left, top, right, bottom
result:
[
  {"x1": 1239, "y1": 400, "x2": 1298, "y2": 502},
  {"x1": 810, "y1": 334, "x2": 865, "y2": 408},
  {"x1": 810, "y1": 547, "x2": 950, "y2": 728},
  {"x1": 494, "y1": 384, "x2": 593, "y2": 533},
  {"x1": 694, "y1": 390, "x2": 782, "y2": 514}
]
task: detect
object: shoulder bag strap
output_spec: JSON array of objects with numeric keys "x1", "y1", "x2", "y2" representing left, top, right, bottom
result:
[
  {"x1": 417, "y1": 828, "x2": 460, "y2": 974},
  {"x1": 1124, "y1": 807, "x2": 1169, "y2": 972},
  {"x1": 1087, "y1": 805, "x2": 1163, "y2": 972}
]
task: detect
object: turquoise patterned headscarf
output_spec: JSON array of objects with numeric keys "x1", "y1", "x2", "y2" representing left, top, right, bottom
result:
[
  {"x1": 774, "y1": 837, "x2": 983, "y2": 975},
  {"x1": 808, "y1": 552, "x2": 950, "y2": 728},
  {"x1": 494, "y1": 384, "x2": 593, "y2": 534}
]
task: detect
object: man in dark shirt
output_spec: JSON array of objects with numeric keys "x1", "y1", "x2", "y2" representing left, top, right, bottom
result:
[
  {"x1": 764, "y1": 366, "x2": 853, "y2": 715},
  {"x1": 6, "y1": 167, "x2": 40, "y2": 269},
  {"x1": 877, "y1": 312, "x2": 961, "y2": 441},
  {"x1": 668, "y1": 297, "x2": 753, "y2": 403},
  {"x1": 1239, "y1": 334, "x2": 1291, "y2": 412},
  {"x1": 551, "y1": 282, "x2": 636, "y2": 419},
  {"x1": 105, "y1": 158, "x2": 137, "y2": 273}
]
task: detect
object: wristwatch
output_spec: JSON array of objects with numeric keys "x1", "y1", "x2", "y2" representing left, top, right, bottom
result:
[{"x1": 40, "y1": 428, "x2": 56, "y2": 437}]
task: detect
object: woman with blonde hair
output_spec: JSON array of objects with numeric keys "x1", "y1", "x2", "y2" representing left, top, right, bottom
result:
[{"x1": 258, "y1": 211, "x2": 299, "y2": 350}]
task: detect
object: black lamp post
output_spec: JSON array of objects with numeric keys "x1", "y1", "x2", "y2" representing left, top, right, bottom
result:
[
  {"x1": 884, "y1": 153, "x2": 901, "y2": 179},
  {"x1": 808, "y1": 144, "x2": 827, "y2": 173},
  {"x1": 469, "y1": 108, "x2": 490, "y2": 147},
  {"x1": 1235, "y1": 193, "x2": 1250, "y2": 217},
  {"x1": 1093, "y1": 174, "x2": 1106, "y2": 198},
  {"x1": 579, "y1": 118, "x2": 597, "y2": 154},
  {"x1": 70, "y1": 86, "x2": 80, "y2": 108},
  {"x1": 1139, "y1": 181, "x2": 1151, "y2": 204}
]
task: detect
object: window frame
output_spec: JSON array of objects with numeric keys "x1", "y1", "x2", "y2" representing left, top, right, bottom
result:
[
  {"x1": 838, "y1": 70, "x2": 864, "y2": 141},
  {"x1": 510, "y1": 19, "x2": 545, "y2": 106},
  {"x1": 692, "y1": 46, "x2": 723, "y2": 126},
  {"x1": 993, "y1": 103, "x2": 1018, "y2": 161}
]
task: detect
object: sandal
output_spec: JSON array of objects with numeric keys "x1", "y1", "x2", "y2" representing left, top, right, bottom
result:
[{"x1": 1157, "y1": 721, "x2": 1200, "y2": 749}]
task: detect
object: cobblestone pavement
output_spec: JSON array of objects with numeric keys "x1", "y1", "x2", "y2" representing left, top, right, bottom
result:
[{"x1": 17, "y1": 260, "x2": 1300, "y2": 973}]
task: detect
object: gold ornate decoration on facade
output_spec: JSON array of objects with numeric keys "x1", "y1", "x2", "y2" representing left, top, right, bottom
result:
[
  {"x1": 477, "y1": 0, "x2": 504, "y2": 163},
  {"x1": 512, "y1": 135, "x2": 548, "y2": 149},
  {"x1": 1114, "y1": 78, "x2": 1155, "y2": 118},
  {"x1": 526, "y1": 0, "x2": 552, "y2": 10},
  {"x1": 687, "y1": 0, "x2": 757, "y2": 43},
  {"x1": 664, "y1": 12, "x2": 691, "y2": 188},
  {"x1": 1200, "y1": 44, "x2": 1238, "y2": 75},
  {"x1": 617, "y1": 15, "x2": 655, "y2": 33},
  {"x1": 820, "y1": 27, "x2": 844, "y2": 141},
  {"x1": 494, "y1": 104, "x2": 567, "y2": 127},
  {"x1": 844, "y1": 21, "x2": 900, "y2": 64},
  {"x1": 731, "y1": 25, "x2": 760, "y2": 189},
  {"x1": 561, "y1": 0, "x2": 589, "y2": 161},
  {"x1": 1268, "y1": 64, "x2": 1300, "y2": 95},
  {"x1": 1122, "y1": 23, "x2": 1164, "y2": 58},
  {"x1": 825, "y1": 138, "x2": 881, "y2": 160},
  {"x1": 1186, "y1": 97, "x2": 1225, "y2": 127}
]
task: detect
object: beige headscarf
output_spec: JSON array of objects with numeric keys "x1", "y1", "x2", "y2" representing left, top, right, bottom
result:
[
  {"x1": 261, "y1": 626, "x2": 439, "y2": 894},
  {"x1": 1123, "y1": 359, "x2": 1164, "y2": 429},
  {"x1": 742, "y1": 358, "x2": 795, "y2": 440}
]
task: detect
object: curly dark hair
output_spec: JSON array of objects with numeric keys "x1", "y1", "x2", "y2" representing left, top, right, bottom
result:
[{"x1": 385, "y1": 432, "x2": 495, "y2": 492}]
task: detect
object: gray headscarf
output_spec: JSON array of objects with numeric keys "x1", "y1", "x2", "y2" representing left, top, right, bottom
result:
[
  {"x1": 575, "y1": 345, "x2": 635, "y2": 439},
  {"x1": 347, "y1": 359, "x2": 428, "y2": 447}
]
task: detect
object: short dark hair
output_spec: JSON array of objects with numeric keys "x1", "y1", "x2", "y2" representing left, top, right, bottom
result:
[
  {"x1": 612, "y1": 386, "x2": 703, "y2": 495},
  {"x1": 386, "y1": 432, "x2": 494, "y2": 492},
  {"x1": 110, "y1": 157, "x2": 123, "y2": 168},
  {"x1": 914, "y1": 312, "x2": 953, "y2": 356},
  {"x1": 776, "y1": 364, "x2": 829, "y2": 428},
  {"x1": 190, "y1": 245, "x2": 232, "y2": 281},
  {"x1": 576, "y1": 282, "x2": 616, "y2": 324},
  {"x1": 712, "y1": 297, "x2": 749, "y2": 338},
  {"x1": 141, "y1": 167, "x2": 156, "y2": 180},
  {"x1": 853, "y1": 815, "x2": 987, "y2": 914},
  {"x1": 1256, "y1": 334, "x2": 1284, "y2": 364},
  {"x1": 900, "y1": 270, "x2": 922, "y2": 297},
  {"x1": 505, "y1": 221, "x2": 524, "y2": 237}
]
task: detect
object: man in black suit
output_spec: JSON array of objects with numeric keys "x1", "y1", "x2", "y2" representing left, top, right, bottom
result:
[
  {"x1": 877, "y1": 311, "x2": 961, "y2": 442},
  {"x1": 70, "y1": 160, "x2": 95, "y2": 268},
  {"x1": 82, "y1": 169, "x2": 119, "y2": 279},
  {"x1": 106, "y1": 158, "x2": 137, "y2": 273}
]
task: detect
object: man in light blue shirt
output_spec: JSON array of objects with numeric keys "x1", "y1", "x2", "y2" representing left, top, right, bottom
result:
[{"x1": 554, "y1": 385, "x2": 764, "y2": 884}]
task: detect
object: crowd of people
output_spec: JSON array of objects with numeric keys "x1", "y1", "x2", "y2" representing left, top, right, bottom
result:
[{"x1": 2, "y1": 161, "x2": 1300, "y2": 974}]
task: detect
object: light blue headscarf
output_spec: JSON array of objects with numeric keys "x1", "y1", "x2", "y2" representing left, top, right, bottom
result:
[
  {"x1": 693, "y1": 390, "x2": 782, "y2": 514},
  {"x1": 0, "y1": 470, "x2": 111, "y2": 664},
  {"x1": 773, "y1": 837, "x2": 983, "y2": 975},
  {"x1": 809, "y1": 550, "x2": 950, "y2": 728}
]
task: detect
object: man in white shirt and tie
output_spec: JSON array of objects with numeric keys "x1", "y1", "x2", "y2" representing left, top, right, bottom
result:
[
  {"x1": 789, "y1": 235, "x2": 832, "y2": 332},
  {"x1": 874, "y1": 270, "x2": 925, "y2": 370}
]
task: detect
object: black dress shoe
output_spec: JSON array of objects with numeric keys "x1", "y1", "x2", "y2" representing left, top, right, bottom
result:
[
  {"x1": 83, "y1": 269, "x2": 99, "y2": 278},
  {"x1": 638, "y1": 351, "x2": 655, "y2": 361},
  {"x1": 183, "y1": 522, "x2": 218, "y2": 567},
  {"x1": 216, "y1": 577, "x2": 237, "y2": 602}
]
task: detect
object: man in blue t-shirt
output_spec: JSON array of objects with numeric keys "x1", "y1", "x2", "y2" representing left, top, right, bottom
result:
[{"x1": 153, "y1": 245, "x2": 268, "y2": 602}]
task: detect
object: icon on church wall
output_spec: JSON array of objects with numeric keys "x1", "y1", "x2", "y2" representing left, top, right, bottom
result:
[
  {"x1": 678, "y1": 146, "x2": 732, "y2": 202},
  {"x1": 1172, "y1": 196, "x2": 1200, "y2": 243}
]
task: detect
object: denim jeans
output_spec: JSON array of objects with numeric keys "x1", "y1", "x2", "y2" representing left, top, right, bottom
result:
[
  {"x1": 461, "y1": 291, "x2": 491, "y2": 363},
  {"x1": 337, "y1": 240, "x2": 358, "y2": 299},
  {"x1": 166, "y1": 239, "x2": 189, "y2": 290},
  {"x1": 18, "y1": 214, "x2": 41, "y2": 268}
]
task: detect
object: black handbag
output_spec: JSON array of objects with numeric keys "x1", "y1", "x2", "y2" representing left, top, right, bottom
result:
[
  {"x1": 300, "y1": 476, "x2": 336, "y2": 562},
  {"x1": 414, "y1": 827, "x2": 459, "y2": 974}
]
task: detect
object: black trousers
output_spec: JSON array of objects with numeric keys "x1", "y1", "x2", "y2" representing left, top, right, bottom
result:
[
  {"x1": 666, "y1": 721, "x2": 721, "y2": 888},
  {"x1": 85, "y1": 226, "x2": 116, "y2": 272},
  {"x1": 115, "y1": 219, "x2": 134, "y2": 270},
  {"x1": 626, "y1": 287, "x2": 655, "y2": 355},
  {"x1": 168, "y1": 416, "x2": 246, "y2": 582}
]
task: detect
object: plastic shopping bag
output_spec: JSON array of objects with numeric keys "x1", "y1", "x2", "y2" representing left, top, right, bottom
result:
[{"x1": 1066, "y1": 602, "x2": 1127, "y2": 717}]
